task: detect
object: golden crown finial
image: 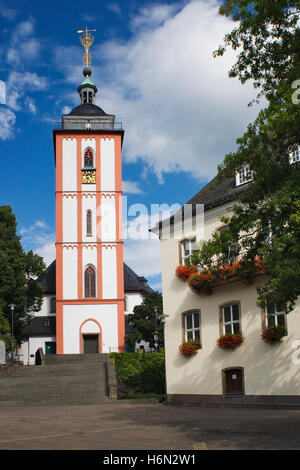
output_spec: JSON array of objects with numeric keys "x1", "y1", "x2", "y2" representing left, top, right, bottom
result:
[{"x1": 77, "y1": 26, "x2": 96, "y2": 67}]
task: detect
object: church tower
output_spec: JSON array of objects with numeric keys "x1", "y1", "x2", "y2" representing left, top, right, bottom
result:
[{"x1": 53, "y1": 29, "x2": 125, "y2": 354}]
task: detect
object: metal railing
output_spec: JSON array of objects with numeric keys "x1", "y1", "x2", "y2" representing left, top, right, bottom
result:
[{"x1": 53, "y1": 120, "x2": 123, "y2": 131}]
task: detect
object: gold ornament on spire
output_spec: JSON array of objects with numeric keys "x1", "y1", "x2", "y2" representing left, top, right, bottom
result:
[{"x1": 77, "y1": 26, "x2": 96, "y2": 67}]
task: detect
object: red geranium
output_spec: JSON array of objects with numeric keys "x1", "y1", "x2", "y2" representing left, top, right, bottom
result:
[
  {"x1": 179, "y1": 340, "x2": 201, "y2": 357},
  {"x1": 175, "y1": 264, "x2": 197, "y2": 281},
  {"x1": 217, "y1": 333, "x2": 244, "y2": 350},
  {"x1": 261, "y1": 326, "x2": 286, "y2": 345}
]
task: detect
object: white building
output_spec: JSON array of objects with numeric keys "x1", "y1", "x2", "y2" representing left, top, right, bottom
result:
[{"x1": 153, "y1": 172, "x2": 300, "y2": 407}]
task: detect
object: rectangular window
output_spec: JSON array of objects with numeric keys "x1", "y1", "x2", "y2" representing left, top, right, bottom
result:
[
  {"x1": 184, "y1": 311, "x2": 200, "y2": 342},
  {"x1": 289, "y1": 146, "x2": 300, "y2": 164},
  {"x1": 235, "y1": 164, "x2": 253, "y2": 186},
  {"x1": 265, "y1": 302, "x2": 286, "y2": 329},
  {"x1": 181, "y1": 238, "x2": 196, "y2": 265},
  {"x1": 221, "y1": 304, "x2": 241, "y2": 335}
]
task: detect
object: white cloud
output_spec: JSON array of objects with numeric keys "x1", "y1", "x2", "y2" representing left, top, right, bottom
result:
[
  {"x1": 107, "y1": 3, "x2": 122, "y2": 15},
  {"x1": 81, "y1": 0, "x2": 262, "y2": 182},
  {"x1": 129, "y1": 3, "x2": 180, "y2": 31},
  {"x1": 124, "y1": 239, "x2": 161, "y2": 278},
  {"x1": 0, "y1": 2, "x2": 19, "y2": 21},
  {"x1": 0, "y1": 108, "x2": 16, "y2": 140},
  {"x1": 123, "y1": 180, "x2": 143, "y2": 194},
  {"x1": 20, "y1": 221, "x2": 55, "y2": 267},
  {"x1": 6, "y1": 71, "x2": 47, "y2": 112},
  {"x1": 35, "y1": 240, "x2": 56, "y2": 268}
]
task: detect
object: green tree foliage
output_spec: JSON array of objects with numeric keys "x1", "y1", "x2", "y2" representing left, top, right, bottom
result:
[
  {"x1": 125, "y1": 292, "x2": 164, "y2": 349},
  {"x1": 192, "y1": 1, "x2": 300, "y2": 311},
  {"x1": 0, "y1": 306, "x2": 11, "y2": 349},
  {"x1": 0, "y1": 206, "x2": 46, "y2": 347}
]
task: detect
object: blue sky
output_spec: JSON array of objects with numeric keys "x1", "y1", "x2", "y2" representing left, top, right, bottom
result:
[{"x1": 0, "y1": 0, "x2": 261, "y2": 290}]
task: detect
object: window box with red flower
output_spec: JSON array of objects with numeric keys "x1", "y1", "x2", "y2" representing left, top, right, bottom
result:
[
  {"x1": 261, "y1": 326, "x2": 286, "y2": 345},
  {"x1": 175, "y1": 258, "x2": 266, "y2": 295},
  {"x1": 175, "y1": 264, "x2": 197, "y2": 281},
  {"x1": 179, "y1": 340, "x2": 201, "y2": 357},
  {"x1": 217, "y1": 333, "x2": 244, "y2": 350}
]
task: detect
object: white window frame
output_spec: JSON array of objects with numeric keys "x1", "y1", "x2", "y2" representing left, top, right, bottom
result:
[
  {"x1": 184, "y1": 311, "x2": 200, "y2": 342},
  {"x1": 181, "y1": 238, "x2": 196, "y2": 265},
  {"x1": 289, "y1": 146, "x2": 300, "y2": 164},
  {"x1": 221, "y1": 304, "x2": 241, "y2": 335},
  {"x1": 235, "y1": 164, "x2": 253, "y2": 186},
  {"x1": 265, "y1": 303, "x2": 286, "y2": 329}
]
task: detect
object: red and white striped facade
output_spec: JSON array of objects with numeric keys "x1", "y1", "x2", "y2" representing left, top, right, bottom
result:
[{"x1": 53, "y1": 130, "x2": 125, "y2": 354}]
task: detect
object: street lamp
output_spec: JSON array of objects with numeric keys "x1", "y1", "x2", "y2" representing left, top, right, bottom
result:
[
  {"x1": 9, "y1": 303, "x2": 16, "y2": 362},
  {"x1": 153, "y1": 307, "x2": 170, "y2": 352}
]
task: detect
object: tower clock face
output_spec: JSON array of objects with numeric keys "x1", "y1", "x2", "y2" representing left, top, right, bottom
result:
[{"x1": 82, "y1": 170, "x2": 96, "y2": 184}]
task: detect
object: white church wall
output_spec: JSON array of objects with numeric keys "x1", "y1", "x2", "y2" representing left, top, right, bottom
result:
[
  {"x1": 63, "y1": 196, "x2": 77, "y2": 242},
  {"x1": 101, "y1": 196, "x2": 116, "y2": 241},
  {"x1": 100, "y1": 138, "x2": 115, "y2": 191},
  {"x1": 63, "y1": 303, "x2": 119, "y2": 353},
  {"x1": 63, "y1": 247, "x2": 78, "y2": 299},
  {"x1": 62, "y1": 138, "x2": 77, "y2": 191},
  {"x1": 125, "y1": 292, "x2": 144, "y2": 314},
  {"x1": 102, "y1": 246, "x2": 117, "y2": 299}
]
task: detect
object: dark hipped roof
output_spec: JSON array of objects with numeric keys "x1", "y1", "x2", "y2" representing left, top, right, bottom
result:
[
  {"x1": 41, "y1": 260, "x2": 153, "y2": 295},
  {"x1": 25, "y1": 316, "x2": 56, "y2": 336},
  {"x1": 186, "y1": 175, "x2": 251, "y2": 211},
  {"x1": 124, "y1": 263, "x2": 153, "y2": 294},
  {"x1": 152, "y1": 175, "x2": 251, "y2": 233},
  {"x1": 67, "y1": 103, "x2": 108, "y2": 117}
]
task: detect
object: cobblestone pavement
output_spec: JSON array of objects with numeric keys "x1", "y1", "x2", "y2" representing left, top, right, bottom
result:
[{"x1": 0, "y1": 402, "x2": 300, "y2": 450}]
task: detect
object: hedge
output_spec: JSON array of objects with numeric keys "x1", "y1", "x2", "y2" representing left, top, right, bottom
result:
[{"x1": 109, "y1": 351, "x2": 165, "y2": 394}]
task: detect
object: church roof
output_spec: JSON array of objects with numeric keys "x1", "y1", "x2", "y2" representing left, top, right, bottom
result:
[
  {"x1": 24, "y1": 316, "x2": 56, "y2": 337},
  {"x1": 41, "y1": 260, "x2": 153, "y2": 295},
  {"x1": 67, "y1": 103, "x2": 108, "y2": 116}
]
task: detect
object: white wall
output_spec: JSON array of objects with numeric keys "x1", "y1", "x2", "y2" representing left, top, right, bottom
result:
[
  {"x1": 63, "y1": 303, "x2": 119, "y2": 353},
  {"x1": 102, "y1": 246, "x2": 117, "y2": 299},
  {"x1": 101, "y1": 138, "x2": 115, "y2": 191},
  {"x1": 125, "y1": 292, "x2": 144, "y2": 314},
  {"x1": 63, "y1": 247, "x2": 78, "y2": 299},
  {"x1": 63, "y1": 196, "x2": 77, "y2": 242},
  {"x1": 101, "y1": 196, "x2": 116, "y2": 241},
  {"x1": 62, "y1": 138, "x2": 77, "y2": 191},
  {"x1": 20, "y1": 336, "x2": 56, "y2": 366}
]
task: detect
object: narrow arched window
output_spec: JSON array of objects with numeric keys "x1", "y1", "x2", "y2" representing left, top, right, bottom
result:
[
  {"x1": 85, "y1": 266, "x2": 96, "y2": 298},
  {"x1": 84, "y1": 149, "x2": 94, "y2": 168},
  {"x1": 86, "y1": 210, "x2": 92, "y2": 236}
]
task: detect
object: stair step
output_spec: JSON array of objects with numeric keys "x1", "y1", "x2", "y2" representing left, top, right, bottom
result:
[{"x1": 0, "y1": 355, "x2": 113, "y2": 406}]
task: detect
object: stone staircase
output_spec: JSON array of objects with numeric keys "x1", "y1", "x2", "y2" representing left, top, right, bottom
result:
[{"x1": 0, "y1": 354, "x2": 113, "y2": 407}]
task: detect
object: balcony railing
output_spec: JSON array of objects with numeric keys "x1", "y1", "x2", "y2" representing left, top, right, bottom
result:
[{"x1": 53, "y1": 120, "x2": 123, "y2": 131}]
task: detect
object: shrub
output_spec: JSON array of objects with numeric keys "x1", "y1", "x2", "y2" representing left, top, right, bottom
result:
[{"x1": 109, "y1": 351, "x2": 165, "y2": 395}]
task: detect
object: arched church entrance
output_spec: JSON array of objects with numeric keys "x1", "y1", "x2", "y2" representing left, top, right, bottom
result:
[{"x1": 79, "y1": 319, "x2": 102, "y2": 354}]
